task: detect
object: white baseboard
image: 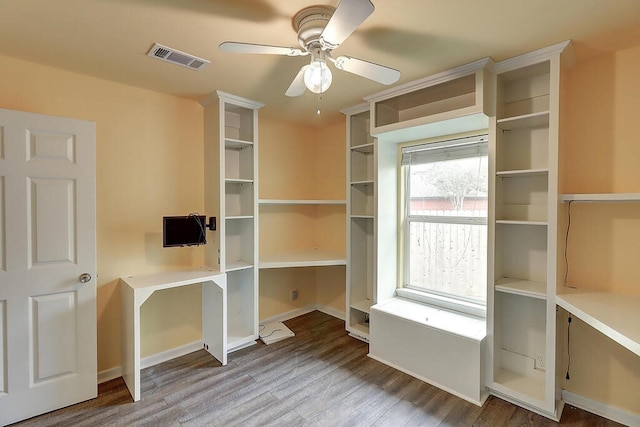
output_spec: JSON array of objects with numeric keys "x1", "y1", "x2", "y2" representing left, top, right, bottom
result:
[
  {"x1": 98, "y1": 365, "x2": 122, "y2": 384},
  {"x1": 98, "y1": 340, "x2": 203, "y2": 385},
  {"x1": 316, "y1": 304, "x2": 345, "y2": 321},
  {"x1": 562, "y1": 390, "x2": 640, "y2": 426},
  {"x1": 259, "y1": 304, "x2": 318, "y2": 325},
  {"x1": 259, "y1": 304, "x2": 344, "y2": 325}
]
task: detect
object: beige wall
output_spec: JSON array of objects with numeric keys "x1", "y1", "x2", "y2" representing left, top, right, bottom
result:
[
  {"x1": 0, "y1": 55, "x2": 206, "y2": 372},
  {"x1": 561, "y1": 43, "x2": 640, "y2": 414}
]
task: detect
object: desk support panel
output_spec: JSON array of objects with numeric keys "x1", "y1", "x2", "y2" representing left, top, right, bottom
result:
[{"x1": 120, "y1": 268, "x2": 226, "y2": 402}]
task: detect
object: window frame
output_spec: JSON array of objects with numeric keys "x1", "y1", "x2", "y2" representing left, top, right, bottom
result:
[{"x1": 400, "y1": 134, "x2": 489, "y2": 317}]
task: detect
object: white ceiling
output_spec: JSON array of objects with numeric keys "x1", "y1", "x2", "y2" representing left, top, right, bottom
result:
[{"x1": 1, "y1": 0, "x2": 639, "y2": 126}]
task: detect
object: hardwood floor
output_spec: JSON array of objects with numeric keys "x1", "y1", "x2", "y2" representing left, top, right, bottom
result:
[{"x1": 13, "y1": 311, "x2": 624, "y2": 426}]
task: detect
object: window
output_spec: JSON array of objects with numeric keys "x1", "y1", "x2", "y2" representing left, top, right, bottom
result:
[{"x1": 401, "y1": 135, "x2": 488, "y2": 311}]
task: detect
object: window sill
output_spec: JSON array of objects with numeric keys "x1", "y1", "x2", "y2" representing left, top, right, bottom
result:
[
  {"x1": 396, "y1": 288, "x2": 486, "y2": 319},
  {"x1": 372, "y1": 296, "x2": 486, "y2": 342}
]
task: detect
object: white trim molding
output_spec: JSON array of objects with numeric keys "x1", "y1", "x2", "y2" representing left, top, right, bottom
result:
[{"x1": 562, "y1": 390, "x2": 640, "y2": 427}]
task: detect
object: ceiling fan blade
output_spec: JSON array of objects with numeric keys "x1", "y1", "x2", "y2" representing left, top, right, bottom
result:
[
  {"x1": 320, "y1": 0, "x2": 374, "y2": 49},
  {"x1": 285, "y1": 65, "x2": 309, "y2": 97},
  {"x1": 219, "y1": 41, "x2": 307, "y2": 57},
  {"x1": 332, "y1": 55, "x2": 400, "y2": 85}
]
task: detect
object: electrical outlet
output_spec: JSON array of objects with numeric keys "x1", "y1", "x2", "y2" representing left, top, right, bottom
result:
[
  {"x1": 535, "y1": 353, "x2": 546, "y2": 371},
  {"x1": 290, "y1": 290, "x2": 298, "y2": 301}
]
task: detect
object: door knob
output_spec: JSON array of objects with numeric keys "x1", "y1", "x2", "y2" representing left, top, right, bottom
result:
[{"x1": 79, "y1": 273, "x2": 92, "y2": 283}]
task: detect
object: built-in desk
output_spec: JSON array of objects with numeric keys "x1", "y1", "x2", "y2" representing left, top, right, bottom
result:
[{"x1": 120, "y1": 267, "x2": 226, "y2": 402}]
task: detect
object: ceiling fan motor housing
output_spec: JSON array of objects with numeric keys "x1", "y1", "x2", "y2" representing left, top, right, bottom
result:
[{"x1": 293, "y1": 6, "x2": 335, "y2": 49}]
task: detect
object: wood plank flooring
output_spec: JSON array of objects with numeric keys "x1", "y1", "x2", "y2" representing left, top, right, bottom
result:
[{"x1": 12, "y1": 311, "x2": 624, "y2": 426}]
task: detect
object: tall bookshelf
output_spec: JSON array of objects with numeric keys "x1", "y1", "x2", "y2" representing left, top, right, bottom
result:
[
  {"x1": 487, "y1": 41, "x2": 571, "y2": 419},
  {"x1": 343, "y1": 104, "x2": 376, "y2": 341},
  {"x1": 202, "y1": 91, "x2": 263, "y2": 352}
]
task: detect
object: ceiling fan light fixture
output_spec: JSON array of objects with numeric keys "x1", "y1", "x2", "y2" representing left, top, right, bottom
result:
[{"x1": 304, "y1": 56, "x2": 332, "y2": 94}]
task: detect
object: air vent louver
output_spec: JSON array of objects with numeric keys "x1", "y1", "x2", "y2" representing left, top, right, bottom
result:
[{"x1": 147, "y1": 43, "x2": 210, "y2": 71}]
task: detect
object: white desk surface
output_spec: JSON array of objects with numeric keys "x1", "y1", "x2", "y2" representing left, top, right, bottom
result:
[
  {"x1": 121, "y1": 266, "x2": 223, "y2": 291},
  {"x1": 556, "y1": 287, "x2": 640, "y2": 357}
]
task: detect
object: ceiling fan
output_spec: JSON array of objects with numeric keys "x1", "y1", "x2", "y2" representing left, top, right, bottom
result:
[{"x1": 219, "y1": 0, "x2": 400, "y2": 97}]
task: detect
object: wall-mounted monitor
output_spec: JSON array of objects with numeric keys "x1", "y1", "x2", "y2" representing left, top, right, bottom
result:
[{"x1": 162, "y1": 215, "x2": 207, "y2": 247}]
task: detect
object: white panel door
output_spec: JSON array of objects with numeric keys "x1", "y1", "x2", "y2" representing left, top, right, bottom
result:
[{"x1": 0, "y1": 108, "x2": 96, "y2": 425}]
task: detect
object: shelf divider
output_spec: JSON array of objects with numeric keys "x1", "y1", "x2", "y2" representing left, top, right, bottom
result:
[{"x1": 560, "y1": 193, "x2": 640, "y2": 203}]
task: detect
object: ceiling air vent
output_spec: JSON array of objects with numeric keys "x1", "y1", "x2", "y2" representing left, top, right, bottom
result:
[{"x1": 147, "y1": 43, "x2": 210, "y2": 71}]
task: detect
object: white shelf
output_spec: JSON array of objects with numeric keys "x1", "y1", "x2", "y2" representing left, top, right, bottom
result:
[
  {"x1": 225, "y1": 260, "x2": 254, "y2": 272},
  {"x1": 497, "y1": 111, "x2": 549, "y2": 130},
  {"x1": 225, "y1": 138, "x2": 253, "y2": 149},
  {"x1": 351, "y1": 143, "x2": 374, "y2": 153},
  {"x1": 556, "y1": 288, "x2": 640, "y2": 357},
  {"x1": 492, "y1": 368, "x2": 545, "y2": 404},
  {"x1": 560, "y1": 193, "x2": 640, "y2": 203},
  {"x1": 259, "y1": 199, "x2": 346, "y2": 205},
  {"x1": 348, "y1": 322, "x2": 370, "y2": 337},
  {"x1": 495, "y1": 278, "x2": 546, "y2": 299},
  {"x1": 351, "y1": 215, "x2": 374, "y2": 219},
  {"x1": 351, "y1": 180, "x2": 374, "y2": 186},
  {"x1": 496, "y1": 168, "x2": 548, "y2": 177},
  {"x1": 226, "y1": 215, "x2": 253, "y2": 220},
  {"x1": 227, "y1": 332, "x2": 256, "y2": 351},
  {"x1": 496, "y1": 220, "x2": 548, "y2": 226},
  {"x1": 350, "y1": 298, "x2": 374, "y2": 314},
  {"x1": 259, "y1": 249, "x2": 346, "y2": 269},
  {"x1": 225, "y1": 178, "x2": 253, "y2": 184}
]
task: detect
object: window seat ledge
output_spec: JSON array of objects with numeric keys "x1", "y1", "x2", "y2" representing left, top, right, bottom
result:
[{"x1": 371, "y1": 297, "x2": 486, "y2": 342}]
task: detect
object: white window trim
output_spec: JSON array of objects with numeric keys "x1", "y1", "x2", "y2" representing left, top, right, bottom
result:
[{"x1": 400, "y1": 134, "x2": 488, "y2": 315}]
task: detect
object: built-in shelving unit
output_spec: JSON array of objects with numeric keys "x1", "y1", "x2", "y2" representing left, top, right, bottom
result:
[
  {"x1": 488, "y1": 41, "x2": 571, "y2": 420},
  {"x1": 557, "y1": 193, "x2": 640, "y2": 357},
  {"x1": 364, "y1": 58, "x2": 492, "y2": 143},
  {"x1": 343, "y1": 104, "x2": 376, "y2": 341},
  {"x1": 202, "y1": 90, "x2": 263, "y2": 352}
]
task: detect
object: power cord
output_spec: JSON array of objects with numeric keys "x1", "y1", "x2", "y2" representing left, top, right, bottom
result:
[
  {"x1": 259, "y1": 324, "x2": 282, "y2": 339},
  {"x1": 188, "y1": 212, "x2": 207, "y2": 245},
  {"x1": 566, "y1": 315, "x2": 572, "y2": 380},
  {"x1": 563, "y1": 201, "x2": 573, "y2": 287}
]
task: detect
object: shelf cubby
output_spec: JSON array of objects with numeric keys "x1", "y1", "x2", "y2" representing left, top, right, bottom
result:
[
  {"x1": 494, "y1": 223, "x2": 548, "y2": 284},
  {"x1": 349, "y1": 216, "x2": 374, "y2": 317},
  {"x1": 225, "y1": 144, "x2": 253, "y2": 181},
  {"x1": 495, "y1": 173, "x2": 548, "y2": 222},
  {"x1": 364, "y1": 59, "x2": 491, "y2": 143},
  {"x1": 350, "y1": 148, "x2": 374, "y2": 183},
  {"x1": 226, "y1": 268, "x2": 257, "y2": 350},
  {"x1": 350, "y1": 110, "x2": 373, "y2": 147},
  {"x1": 224, "y1": 105, "x2": 255, "y2": 142},
  {"x1": 224, "y1": 209, "x2": 254, "y2": 269},
  {"x1": 375, "y1": 73, "x2": 477, "y2": 128},
  {"x1": 492, "y1": 291, "x2": 547, "y2": 403},
  {"x1": 496, "y1": 121, "x2": 549, "y2": 173},
  {"x1": 497, "y1": 61, "x2": 550, "y2": 120},
  {"x1": 225, "y1": 181, "x2": 254, "y2": 217},
  {"x1": 351, "y1": 182, "x2": 374, "y2": 217}
]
